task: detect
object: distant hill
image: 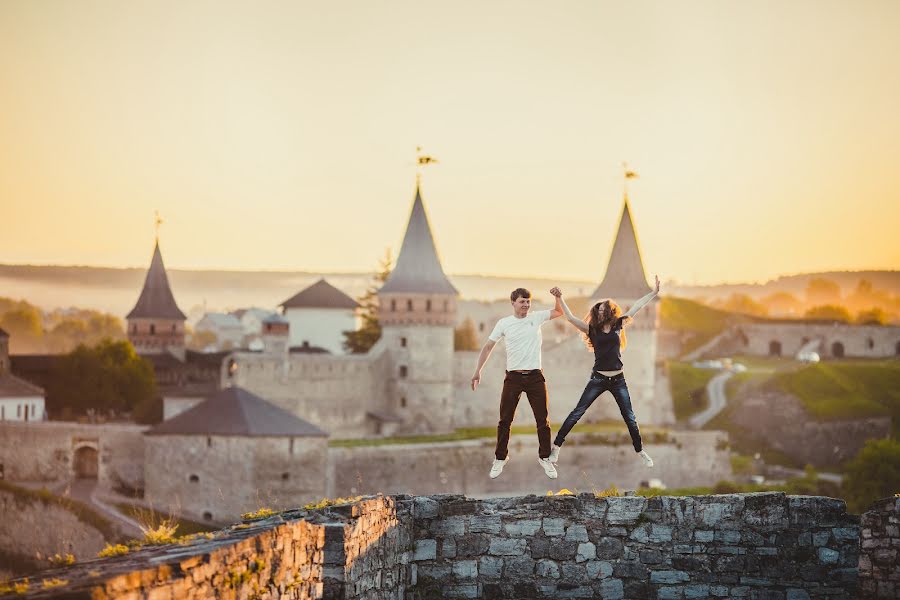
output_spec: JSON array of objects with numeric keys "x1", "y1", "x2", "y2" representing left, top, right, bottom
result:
[{"x1": 0, "y1": 264, "x2": 895, "y2": 321}]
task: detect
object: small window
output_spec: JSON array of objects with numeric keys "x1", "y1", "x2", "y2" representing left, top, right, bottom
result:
[
  {"x1": 281, "y1": 473, "x2": 289, "y2": 481},
  {"x1": 17, "y1": 405, "x2": 21, "y2": 418},
  {"x1": 289, "y1": 438, "x2": 295, "y2": 454},
  {"x1": 171, "y1": 323, "x2": 176, "y2": 332},
  {"x1": 391, "y1": 299, "x2": 397, "y2": 312},
  {"x1": 426, "y1": 300, "x2": 432, "y2": 312},
  {"x1": 227, "y1": 359, "x2": 237, "y2": 378},
  {"x1": 189, "y1": 474, "x2": 199, "y2": 483},
  {"x1": 149, "y1": 324, "x2": 156, "y2": 335},
  {"x1": 400, "y1": 337, "x2": 407, "y2": 347},
  {"x1": 207, "y1": 437, "x2": 212, "y2": 447},
  {"x1": 867, "y1": 338, "x2": 874, "y2": 350},
  {"x1": 203, "y1": 512, "x2": 213, "y2": 521},
  {"x1": 399, "y1": 365, "x2": 408, "y2": 378},
  {"x1": 407, "y1": 299, "x2": 413, "y2": 311},
  {"x1": 479, "y1": 322, "x2": 485, "y2": 332},
  {"x1": 132, "y1": 324, "x2": 137, "y2": 334},
  {"x1": 400, "y1": 397, "x2": 407, "y2": 408}
]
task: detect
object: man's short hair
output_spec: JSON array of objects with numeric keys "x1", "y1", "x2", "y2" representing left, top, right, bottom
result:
[{"x1": 510, "y1": 288, "x2": 531, "y2": 302}]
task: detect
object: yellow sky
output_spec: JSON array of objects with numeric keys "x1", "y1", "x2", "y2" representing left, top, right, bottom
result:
[{"x1": 1, "y1": 0, "x2": 898, "y2": 285}]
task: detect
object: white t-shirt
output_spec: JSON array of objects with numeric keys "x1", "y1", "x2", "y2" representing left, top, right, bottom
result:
[{"x1": 488, "y1": 309, "x2": 552, "y2": 371}]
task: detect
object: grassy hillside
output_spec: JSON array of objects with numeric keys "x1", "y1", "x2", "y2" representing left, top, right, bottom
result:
[
  {"x1": 659, "y1": 296, "x2": 749, "y2": 355},
  {"x1": 768, "y1": 361, "x2": 900, "y2": 435},
  {"x1": 667, "y1": 362, "x2": 718, "y2": 421}
]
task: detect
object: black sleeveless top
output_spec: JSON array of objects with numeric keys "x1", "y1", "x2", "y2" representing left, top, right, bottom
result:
[{"x1": 590, "y1": 317, "x2": 624, "y2": 371}]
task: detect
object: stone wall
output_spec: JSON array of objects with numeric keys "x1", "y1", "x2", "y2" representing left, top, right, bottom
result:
[
  {"x1": 859, "y1": 496, "x2": 900, "y2": 599},
  {"x1": 144, "y1": 434, "x2": 327, "y2": 524},
  {"x1": 327, "y1": 431, "x2": 731, "y2": 499},
  {"x1": 0, "y1": 422, "x2": 146, "y2": 489},
  {"x1": 739, "y1": 322, "x2": 900, "y2": 359},
  {"x1": 226, "y1": 341, "x2": 392, "y2": 438},
  {"x1": 406, "y1": 492, "x2": 859, "y2": 599},
  {"x1": 8, "y1": 492, "x2": 866, "y2": 599}
]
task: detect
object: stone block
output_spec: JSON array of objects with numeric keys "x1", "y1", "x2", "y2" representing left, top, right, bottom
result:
[
  {"x1": 452, "y1": 560, "x2": 478, "y2": 579},
  {"x1": 536, "y1": 559, "x2": 560, "y2": 579},
  {"x1": 503, "y1": 556, "x2": 535, "y2": 578},
  {"x1": 470, "y1": 515, "x2": 501, "y2": 534},
  {"x1": 596, "y1": 536, "x2": 625, "y2": 559},
  {"x1": 576, "y1": 542, "x2": 596, "y2": 563},
  {"x1": 479, "y1": 556, "x2": 503, "y2": 578},
  {"x1": 542, "y1": 518, "x2": 566, "y2": 536},
  {"x1": 585, "y1": 560, "x2": 613, "y2": 579},
  {"x1": 489, "y1": 538, "x2": 527, "y2": 556},
  {"x1": 503, "y1": 519, "x2": 541, "y2": 537},
  {"x1": 549, "y1": 540, "x2": 578, "y2": 561},
  {"x1": 598, "y1": 578, "x2": 624, "y2": 600},
  {"x1": 651, "y1": 570, "x2": 690, "y2": 584},
  {"x1": 564, "y1": 524, "x2": 589, "y2": 542},
  {"x1": 413, "y1": 539, "x2": 437, "y2": 561},
  {"x1": 606, "y1": 497, "x2": 647, "y2": 525}
]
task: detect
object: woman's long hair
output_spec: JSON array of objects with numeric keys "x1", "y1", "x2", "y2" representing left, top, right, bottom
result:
[{"x1": 583, "y1": 299, "x2": 630, "y2": 350}]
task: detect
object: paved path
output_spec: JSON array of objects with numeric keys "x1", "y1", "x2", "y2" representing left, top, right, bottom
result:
[{"x1": 689, "y1": 370, "x2": 734, "y2": 429}]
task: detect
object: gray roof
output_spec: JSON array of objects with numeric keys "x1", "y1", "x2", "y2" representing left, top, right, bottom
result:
[
  {"x1": 126, "y1": 242, "x2": 187, "y2": 320},
  {"x1": 379, "y1": 186, "x2": 458, "y2": 296},
  {"x1": 592, "y1": 198, "x2": 653, "y2": 299},
  {"x1": 146, "y1": 386, "x2": 328, "y2": 437},
  {"x1": 281, "y1": 279, "x2": 360, "y2": 310},
  {"x1": 263, "y1": 312, "x2": 289, "y2": 324},
  {"x1": 0, "y1": 373, "x2": 45, "y2": 398}
]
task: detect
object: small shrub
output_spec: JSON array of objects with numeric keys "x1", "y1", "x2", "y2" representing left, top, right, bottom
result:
[
  {"x1": 594, "y1": 485, "x2": 621, "y2": 498},
  {"x1": 41, "y1": 578, "x2": 68, "y2": 589},
  {"x1": 240, "y1": 508, "x2": 276, "y2": 520},
  {"x1": 48, "y1": 553, "x2": 75, "y2": 567},
  {"x1": 98, "y1": 544, "x2": 130, "y2": 558},
  {"x1": 141, "y1": 522, "x2": 179, "y2": 545},
  {"x1": 303, "y1": 496, "x2": 362, "y2": 510},
  {"x1": 546, "y1": 488, "x2": 575, "y2": 496}
]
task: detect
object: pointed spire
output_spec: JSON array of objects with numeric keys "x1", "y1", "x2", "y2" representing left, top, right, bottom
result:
[
  {"x1": 126, "y1": 242, "x2": 187, "y2": 320},
  {"x1": 379, "y1": 184, "x2": 457, "y2": 295},
  {"x1": 592, "y1": 197, "x2": 652, "y2": 299}
]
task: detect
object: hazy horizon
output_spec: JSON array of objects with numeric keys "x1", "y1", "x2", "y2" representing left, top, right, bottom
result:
[{"x1": 2, "y1": 0, "x2": 899, "y2": 285}]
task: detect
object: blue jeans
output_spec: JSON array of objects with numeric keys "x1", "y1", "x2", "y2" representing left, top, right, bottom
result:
[{"x1": 553, "y1": 372, "x2": 643, "y2": 452}]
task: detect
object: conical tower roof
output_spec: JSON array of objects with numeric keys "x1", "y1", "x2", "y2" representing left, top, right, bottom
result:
[
  {"x1": 592, "y1": 197, "x2": 652, "y2": 299},
  {"x1": 126, "y1": 242, "x2": 187, "y2": 320},
  {"x1": 379, "y1": 185, "x2": 458, "y2": 295}
]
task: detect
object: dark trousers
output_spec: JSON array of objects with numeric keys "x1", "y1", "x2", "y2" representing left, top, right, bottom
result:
[
  {"x1": 495, "y1": 369, "x2": 551, "y2": 460},
  {"x1": 554, "y1": 372, "x2": 643, "y2": 452}
]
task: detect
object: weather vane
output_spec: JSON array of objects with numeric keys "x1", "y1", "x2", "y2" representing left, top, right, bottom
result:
[
  {"x1": 622, "y1": 162, "x2": 638, "y2": 200},
  {"x1": 416, "y1": 146, "x2": 439, "y2": 185}
]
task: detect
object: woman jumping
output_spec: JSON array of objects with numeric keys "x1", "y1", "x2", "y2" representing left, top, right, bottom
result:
[{"x1": 548, "y1": 276, "x2": 660, "y2": 468}]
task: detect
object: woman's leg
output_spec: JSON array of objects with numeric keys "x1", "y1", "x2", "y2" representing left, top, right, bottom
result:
[
  {"x1": 609, "y1": 377, "x2": 643, "y2": 452},
  {"x1": 553, "y1": 378, "x2": 604, "y2": 447}
]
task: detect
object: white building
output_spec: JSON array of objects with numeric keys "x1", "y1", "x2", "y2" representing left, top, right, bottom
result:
[
  {"x1": 0, "y1": 328, "x2": 46, "y2": 422},
  {"x1": 195, "y1": 312, "x2": 244, "y2": 349},
  {"x1": 279, "y1": 279, "x2": 360, "y2": 355},
  {"x1": 232, "y1": 307, "x2": 278, "y2": 338}
]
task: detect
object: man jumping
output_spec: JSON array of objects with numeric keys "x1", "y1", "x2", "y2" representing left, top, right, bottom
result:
[{"x1": 471, "y1": 288, "x2": 563, "y2": 479}]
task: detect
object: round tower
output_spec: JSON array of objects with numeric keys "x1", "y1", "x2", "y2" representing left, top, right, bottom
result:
[{"x1": 378, "y1": 184, "x2": 458, "y2": 434}]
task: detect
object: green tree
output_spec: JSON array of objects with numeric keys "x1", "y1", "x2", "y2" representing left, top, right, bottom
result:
[
  {"x1": 842, "y1": 438, "x2": 900, "y2": 513},
  {"x1": 717, "y1": 293, "x2": 768, "y2": 317},
  {"x1": 805, "y1": 278, "x2": 842, "y2": 306},
  {"x1": 856, "y1": 307, "x2": 888, "y2": 325},
  {"x1": 0, "y1": 305, "x2": 44, "y2": 352},
  {"x1": 46, "y1": 339, "x2": 157, "y2": 421},
  {"x1": 804, "y1": 304, "x2": 852, "y2": 322},
  {"x1": 454, "y1": 317, "x2": 480, "y2": 351},
  {"x1": 342, "y1": 250, "x2": 392, "y2": 354}
]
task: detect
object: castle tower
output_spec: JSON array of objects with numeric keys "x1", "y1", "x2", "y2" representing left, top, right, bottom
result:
[
  {"x1": 261, "y1": 313, "x2": 290, "y2": 356},
  {"x1": 378, "y1": 184, "x2": 458, "y2": 434},
  {"x1": 126, "y1": 241, "x2": 187, "y2": 355},
  {"x1": 0, "y1": 328, "x2": 9, "y2": 375},
  {"x1": 592, "y1": 194, "x2": 673, "y2": 424}
]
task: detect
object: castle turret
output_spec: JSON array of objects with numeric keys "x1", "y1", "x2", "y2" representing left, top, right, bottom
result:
[
  {"x1": 378, "y1": 184, "x2": 458, "y2": 433},
  {"x1": 127, "y1": 241, "x2": 187, "y2": 355},
  {"x1": 262, "y1": 313, "x2": 290, "y2": 356},
  {"x1": 592, "y1": 194, "x2": 672, "y2": 424}
]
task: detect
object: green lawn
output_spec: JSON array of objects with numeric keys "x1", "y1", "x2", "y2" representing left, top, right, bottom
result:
[
  {"x1": 114, "y1": 503, "x2": 217, "y2": 536},
  {"x1": 667, "y1": 361, "x2": 718, "y2": 421},
  {"x1": 329, "y1": 421, "x2": 671, "y2": 448},
  {"x1": 768, "y1": 361, "x2": 900, "y2": 434}
]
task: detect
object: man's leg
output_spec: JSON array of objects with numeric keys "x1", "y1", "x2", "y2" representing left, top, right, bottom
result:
[
  {"x1": 495, "y1": 373, "x2": 523, "y2": 460},
  {"x1": 524, "y1": 371, "x2": 552, "y2": 459},
  {"x1": 553, "y1": 378, "x2": 604, "y2": 447}
]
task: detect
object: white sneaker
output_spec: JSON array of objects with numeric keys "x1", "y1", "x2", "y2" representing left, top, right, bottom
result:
[
  {"x1": 639, "y1": 450, "x2": 654, "y2": 467},
  {"x1": 549, "y1": 444, "x2": 561, "y2": 464},
  {"x1": 538, "y1": 457, "x2": 558, "y2": 479},
  {"x1": 490, "y1": 457, "x2": 509, "y2": 479}
]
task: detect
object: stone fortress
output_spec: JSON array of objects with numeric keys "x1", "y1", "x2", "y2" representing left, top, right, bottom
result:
[{"x1": 9, "y1": 177, "x2": 896, "y2": 525}]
